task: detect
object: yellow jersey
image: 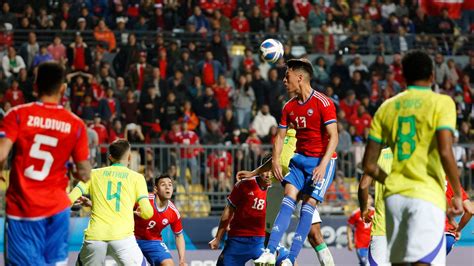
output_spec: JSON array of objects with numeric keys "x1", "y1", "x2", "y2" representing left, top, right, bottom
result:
[
  {"x1": 69, "y1": 164, "x2": 152, "y2": 241},
  {"x1": 369, "y1": 86, "x2": 456, "y2": 211},
  {"x1": 371, "y1": 148, "x2": 393, "y2": 236},
  {"x1": 280, "y1": 129, "x2": 297, "y2": 177}
]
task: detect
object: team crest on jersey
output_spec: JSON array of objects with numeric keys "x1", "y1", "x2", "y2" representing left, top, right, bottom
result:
[
  {"x1": 162, "y1": 219, "x2": 169, "y2": 225},
  {"x1": 307, "y1": 109, "x2": 314, "y2": 116}
]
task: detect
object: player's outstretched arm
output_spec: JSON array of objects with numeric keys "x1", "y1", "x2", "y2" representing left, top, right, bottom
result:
[
  {"x1": 272, "y1": 128, "x2": 287, "y2": 181},
  {"x1": 358, "y1": 174, "x2": 373, "y2": 223},
  {"x1": 346, "y1": 225, "x2": 354, "y2": 251},
  {"x1": 437, "y1": 130, "x2": 463, "y2": 216},
  {"x1": 362, "y1": 140, "x2": 386, "y2": 184},
  {"x1": 74, "y1": 160, "x2": 92, "y2": 183},
  {"x1": 209, "y1": 204, "x2": 235, "y2": 249},
  {"x1": 236, "y1": 156, "x2": 272, "y2": 181},
  {"x1": 175, "y1": 233, "x2": 187, "y2": 266}
]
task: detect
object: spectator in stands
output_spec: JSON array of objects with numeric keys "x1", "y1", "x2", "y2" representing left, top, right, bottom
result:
[
  {"x1": 231, "y1": 7, "x2": 250, "y2": 33},
  {"x1": 248, "y1": 6, "x2": 265, "y2": 33},
  {"x1": 203, "y1": 119, "x2": 225, "y2": 145},
  {"x1": 447, "y1": 59, "x2": 461, "y2": 84},
  {"x1": 188, "y1": 6, "x2": 210, "y2": 33},
  {"x1": 180, "y1": 100, "x2": 200, "y2": 132},
  {"x1": 389, "y1": 53, "x2": 404, "y2": 86},
  {"x1": 351, "y1": 71, "x2": 369, "y2": 99},
  {"x1": 197, "y1": 51, "x2": 225, "y2": 88},
  {"x1": 177, "y1": 121, "x2": 200, "y2": 186},
  {"x1": 330, "y1": 55, "x2": 350, "y2": 83},
  {"x1": 265, "y1": 9, "x2": 287, "y2": 33},
  {"x1": 349, "y1": 55, "x2": 368, "y2": 78},
  {"x1": 68, "y1": 35, "x2": 92, "y2": 73},
  {"x1": 233, "y1": 74, "x2": 255, "y2": 129},
  {"x1": 98, "y1": 87, "x2": 121, "y2": 122},
  {"x1": 48, "y1": 36, "x2": 67, "y2": 65},
  {"x1": 167, "y1": 69, "x2": 188, "y2": 104},
  {"x1": 381, "y1": 0, "x2": 396, "y2": 20},
  {"x1": 19, "y1": 32, "x2": 39, "y2": 70},
  {"x1": 336, "y1": 123, "x2": 352, "y2": 157},
  {"x1": 175, "y1": 49, "x2": 196, "y2": 86},
  {"x1": 437, "y1": 8, "x2": 456, "y2": 34},
  {"x1": 32, "y1": 45, "x2": 53, "y2": 68},
  {"x1": 367, "y1": 24, "x2": 393, "y2": 55},
  {"x1": 459, "y1": 121, "x2": 473, "y2": 143},
  {"x1": 395, "y1": 0, "x2": 409, "y2": 18},
  {"x1": 349, "y1": 105, "x2": 372, "y2": 138},
  {"x1": 2, "y1": 46, "x2": 26, "y2": 79},
  {"x1": 384, "y1": 13, "x2": 400, "y2": 33},
  {"x1": 207, "y1": 149, "x2": 233, "y2": 192},
  {"x1": 460, "y1": 75, "x2": 473, "y2": 117},
  {"x1": 109, "y1": 119, "x2": 125, "y2": 142},
  {"x1": 357, "y1": 13, "x2": 373, "y2": 36},
  {"x1": 212, "y1": 10, "x2": 232, "y2": 33},
  {"x1": 4, "y1": 79, "x2": 24, "y2": 107},
  {"x1": 114, "y1": 34, "x2": 141, "y2": 78},
  {"x1": 365, "y1": 0, "x2": 381, "y2": 21},
  {"x1": 367, "y1": 72, "x2": 383, "y2": 105},
  {"x1": 94, "y1": 19, "x2": 116, "y2": 52},
  {"x1": 97, "y1": 65, "x2": 116, "y2": 91},
  {"x1": 251, "y1": 69, "x2": 269, "y2": 109},
  {"x1": 17, "y1": 68, "x2": 34, "y2": 102},
  {"x1": 325, "y1": 85, "x2": 340, "y2": 107},
  {"x1": 392, "y1": 26, "x2": 414, "y2": 54},
  {"x1": 325, "y1": 173, "x2": 350, "y2": 203},
  {"x1": 87, "y1": 125, "x2": 99, "y2": 166},
  {"x1": 313, "y1": 57, "x2": 330, "y2": 84},
  {"x1": 213, "y1": 75, "x2": 232, "y2": 114},
  {"x1": 434, "y1": 53, "x2": 450, "y2": 86},
  {"x1": 36, "y1": 7, "x2": 54, "y2": 29},
  {"x1": 1, "y1": 3, "x2": 17, "y2": 28},
  {"x1": 289, "y1": 14, "x2": 307, "y2": 43},
  {"x1": 369, "y1": 55, "x2": 389, "y2": 80},
  {"x1": 382, "y1": 71, "x2": 401, "y2": 97},
  {"x1": 121, "y1": 89, "x2": 139, "y2": 125},
  {"x1": 124, "y1": 123, "x2": 145, "y2": 145},
  {"x1": 139, "y1": 86, "x2": 162, "y2": 136},
  {"x1": 252, "y1": 104, "x2": 277, "y2": 139},
  {"x1": 463, "y1": 56, "x2": 474, "y2": 82},
  {"x1": 413, "y1": 7, "x2": 433, "y2": 34},
  {"x1": 128, "y1": 51, "x2": 153, "y2": 92},
  {"x1": 340, "y1": 34, "x2": 365, "y2": 55},
  {"x1": 266, "y1": 68, "x2": 286, "y2": 119},
  {"x1": 330, "y1": 74, "x2": 346, "y2": 98},
  {"x1": 195, "y1": 87, "x2": 220, "y2": 128},
  {"x1": 91, "y1": 114, "x2": 109, "y2": 160},
  {"x1": 221, "y1": 108, "x2": 239, "y2": 141},
  {"x1": 160, "y1": 91, "x2": 182, "y2": 132},
  {"x1": 339, "y1": 90, "x2": 360, "y2": 119}
]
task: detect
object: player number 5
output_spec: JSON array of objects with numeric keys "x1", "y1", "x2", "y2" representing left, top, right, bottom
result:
[{"x1": 24, "y1": 134, "x2": 58, "y2": 181}]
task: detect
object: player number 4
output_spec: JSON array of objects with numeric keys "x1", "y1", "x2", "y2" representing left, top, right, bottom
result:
[
  {"x1": 252, "y1": 198, "x2": 265, "y2": 210},
  {"x1": 107, "y1": 181, "x2": 122, "y2": 212},
  {"x1": 24, "y1": 134, "x2": 58, "y2": 181}
]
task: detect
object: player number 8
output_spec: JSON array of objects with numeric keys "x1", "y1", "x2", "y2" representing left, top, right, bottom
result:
[{"x1": 252, "y1": 198, "x2": 265, "y2": 210}]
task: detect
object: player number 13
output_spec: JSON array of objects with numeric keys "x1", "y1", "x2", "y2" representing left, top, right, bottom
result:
[{"x1": 295, "y1": 116, "x2": 306, "y2": 129}]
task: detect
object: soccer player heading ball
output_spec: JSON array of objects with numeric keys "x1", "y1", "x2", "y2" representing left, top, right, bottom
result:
[
  {"x1": 256, "y1": 58, "x2": 338, "y2": 265},
  {"x1": 363, "y1": 50, "x2": 464, "y2": 265}
]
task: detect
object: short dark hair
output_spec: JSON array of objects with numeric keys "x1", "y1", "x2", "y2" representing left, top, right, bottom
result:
[
  {"x1": 286, "y1": 58, "x2": 314, "y2": 78},
  {"x1": 109, "y1": 139, "x2": 131, "y2": 161},
  {"x1": 402, "y1": 50, "x2": 433, "y2": 85},
  {"x1": 155, "y1": 174, "x2": 173, "y2": 186},
  {"x1": 36, "y1": 62, "x2": 66, "y2": 96}
]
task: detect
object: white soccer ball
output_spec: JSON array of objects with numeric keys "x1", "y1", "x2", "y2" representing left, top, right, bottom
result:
[{"x1": 260, "y1": 39, "x2": 284, "y2": 63}]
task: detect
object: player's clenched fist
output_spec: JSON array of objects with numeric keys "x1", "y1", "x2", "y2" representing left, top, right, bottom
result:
[{"x1": 208, "y1": 238, "x2": 220, "y2": 250}]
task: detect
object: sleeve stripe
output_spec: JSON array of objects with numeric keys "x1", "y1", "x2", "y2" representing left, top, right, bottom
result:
[
  {"x1": 368, "y1": 135, "x2": 383, "y2": 144},
  {"x1": 137, "y1": 195, "x2": 148, "y2": 202},
  {"x1": 436, "y1": 126, "x2": 455, "y2": 132},
  {"x1": 77, "y1": 184, "x2": 86, "y2": 195},
  {"x1": 227, "y1": 198, "x2": 236, "y2": 208},
  {"x1": 278, "y1": 124, "x2": 288, "y2": 129},
  {"x1": 324, "y1": 119, "x2": 337, "y2": 125},
  {"x1": 174, "y1": 230, "x2": 183, "y2": 235}
]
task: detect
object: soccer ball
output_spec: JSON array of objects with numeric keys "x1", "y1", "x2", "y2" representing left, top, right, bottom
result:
[{"x1": 260, "y1": 39, "x2": 284, "y2": 63}]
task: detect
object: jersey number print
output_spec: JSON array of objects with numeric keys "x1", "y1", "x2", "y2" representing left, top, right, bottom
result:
[
  {"x1": 107, "y1": 181, "x2": 122, "y2": 211},
  {"x1": 24, "y1": 134, "x2": 59, "y2": 181},
  {"x1": 397, "y1": 116, "x2": 416, "y2": 161}
]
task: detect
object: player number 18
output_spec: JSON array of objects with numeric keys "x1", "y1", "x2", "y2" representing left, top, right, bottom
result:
[{"x1": 252, "y1": 198, "x2": 265, "y2": 210}]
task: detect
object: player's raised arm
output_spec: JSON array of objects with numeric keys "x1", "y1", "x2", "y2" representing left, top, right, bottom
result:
[
  {"x1": 272, "y1": 127, "x2": 287, "y2": 181},
  {"x1": 209, "y1": 204, "x2": 235, "y2": 249},
  {"x1": 236, "y1": 154, "x2": 272, "y2": 181}
]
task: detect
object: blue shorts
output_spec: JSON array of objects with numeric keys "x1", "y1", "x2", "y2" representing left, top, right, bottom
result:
[
  {"x1": 284, "y1": 154, "x2": 336, "y2": 202},
  {"x1": 446, "y1": 234, "x2": 456, "y2": 255},
  {"x1": 137, "y1": 240, "x2": 172, "y2": 265},
  {"x1": 217, "y1": 236, "x2": 265, "y2": 266},
  {"x1": 356, "y1": 248, "x2": 369, "y2": 266},
  {"x1": 5, "y1": 208, "x2": 70, "y2": 266}
]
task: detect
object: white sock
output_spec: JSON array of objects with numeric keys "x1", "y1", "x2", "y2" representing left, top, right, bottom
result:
[{"x1": 315, "y1": 243, "x2": 335, "y2": 266}]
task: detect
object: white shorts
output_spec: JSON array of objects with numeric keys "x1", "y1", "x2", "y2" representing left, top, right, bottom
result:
[
  {"x1": 368, "y1": 236, "x2": 389, "y2": 266},
  {"x1": 385, "y1": 195, "x2": 446, "y2": 265},
  {"x1": 77, "y1": 236, "x2": 146, "y2": 266}
]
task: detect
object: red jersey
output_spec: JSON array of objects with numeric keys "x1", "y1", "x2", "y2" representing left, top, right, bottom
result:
[
  {"x1": 90, "y1": 123, "x2": 108, "y2": 153},
  {"x1": 227, "y1": 177, "x2": 267, "y2": 237},
  {"x1": 0, "y1": 102, "x2": 89, "y2": 218},
  {"x1": 176, "y1": 130, "x2": 200, "y2": 159},
  {"x1": 279, "y1": 90, "x2": 337, "y2": 157},
  {"x1": 207, "y1": 151, "x2": 232, "y2": 178},
  {"x1": 445, "y1": 182, "x2": 469, "y2": 234},
  {"x1": 350, "y1": 113, "x2": 372, "y2": 136},
  {"x1": 348, "y1": 208, "x2": 374, "y2": 249},
  {"x1": 5, "y1": 88, "x2": 25, "y2": 107},
  {"x1": 135, "y1": 195, "x2": 183, "y2": 241}
]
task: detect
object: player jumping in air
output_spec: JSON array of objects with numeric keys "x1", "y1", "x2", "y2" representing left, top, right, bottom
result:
[
  {"x1": 0, "y1": 62, "x2": 92, "y2": 266},
  {"x1": 363, "y1": 50, "x2": 463, "y2": 265},
  {"x1": 238, "y1": 128, "x2": 335, "y2": 265},
  {"x1": 445, "y1": 181, "x2": 473, "y2": 255},
  {"x1": 256, "y1": 58, "x2": 338, "y2": 265},
  {"x1": 69, "y1": 139, "x2": 154, "y2": 265},
  {"x1": 347, "y1": 195, "x2": 374, "y2": 266},
  {"x1": 358, "y1": 148, "x2": 393, "y2": 266},
  {"x1": 208, "y1": 159, "x2": 273, "y2": 265},
  {"x1": 134, "y1": 175, "x2": 187, "y2": 266}
]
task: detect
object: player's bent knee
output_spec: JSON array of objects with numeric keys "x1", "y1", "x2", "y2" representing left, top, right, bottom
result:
[{"x1": 308, "y1": 224, "x2": 324, "y2": 246}]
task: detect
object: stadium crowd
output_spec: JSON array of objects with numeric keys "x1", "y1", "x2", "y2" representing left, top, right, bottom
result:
[{"x1": 0, "y1": 0, "x2": 473, "y2": 194}]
